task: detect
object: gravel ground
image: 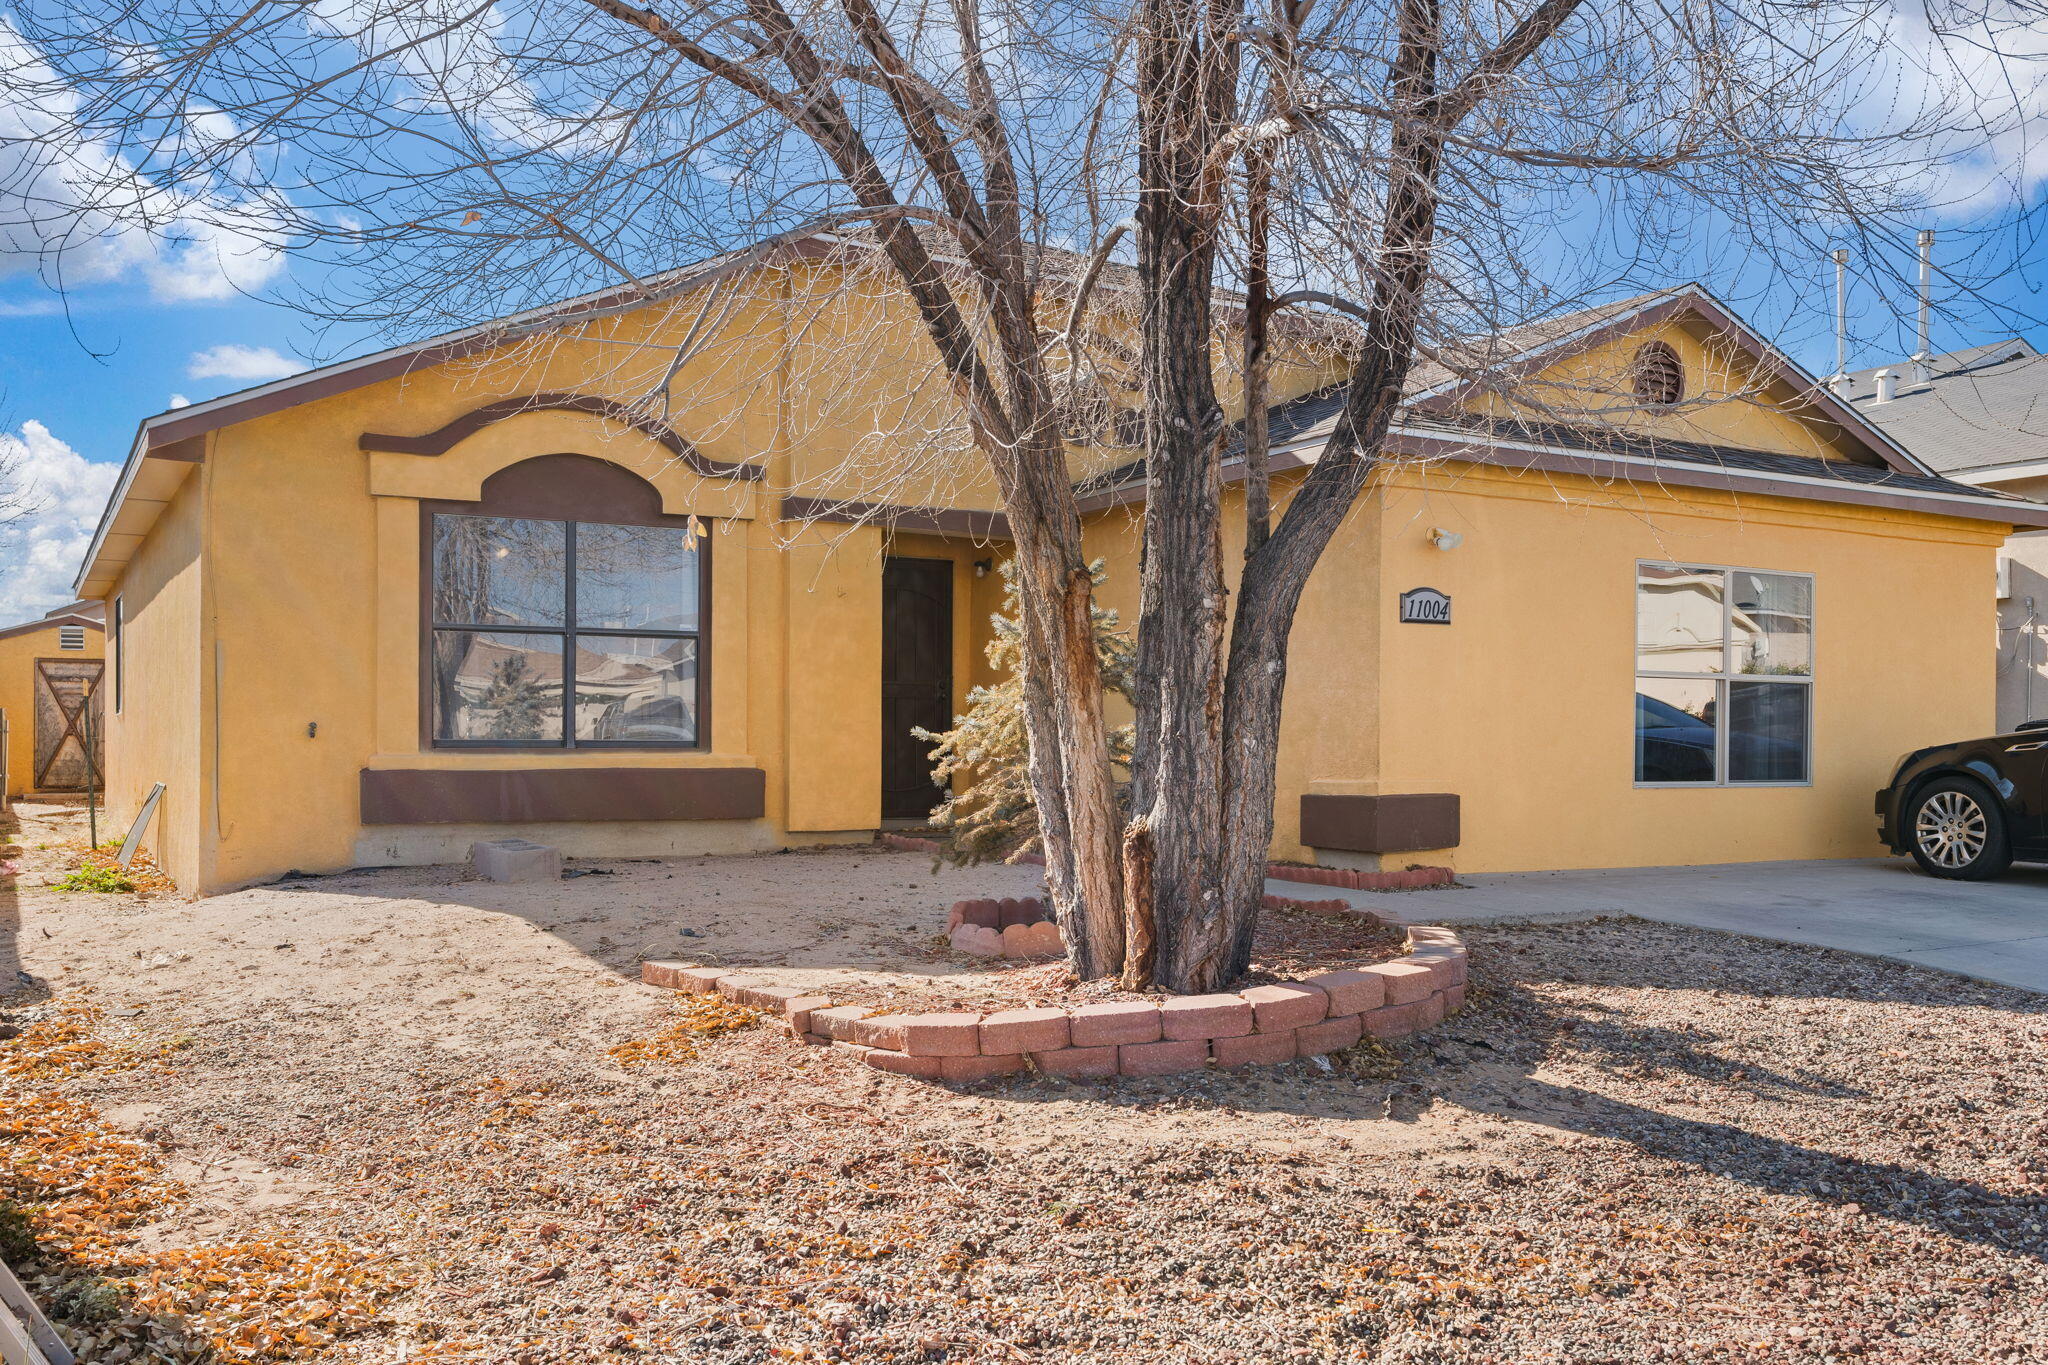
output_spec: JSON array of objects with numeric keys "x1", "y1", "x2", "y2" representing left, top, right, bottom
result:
[{"x1": 5, "y1": 805, "x2": 2045, "y2": 1363}]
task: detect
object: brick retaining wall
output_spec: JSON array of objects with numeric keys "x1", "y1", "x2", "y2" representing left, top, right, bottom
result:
[{"x1": 644, "y1": 921, "x2": 1467, "y2": 1081}]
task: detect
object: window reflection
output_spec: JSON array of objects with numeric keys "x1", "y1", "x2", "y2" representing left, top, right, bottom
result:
[
  {"x1": 1729, "y1": 571, "x2": 1813, "y2": 676},
  {"x1": 432, "y1": 517, "x2": 567, "y2": 626},
  {"x1": 1728, "y1": 681, "x2": 1808, "y2": 782},
  {"x1": 433, "y1": 631, "x2": 565, "y2": 740},
  {"x1": 1635, "y1": 677, "x2": 1719, "y2": 783},
  {"x1": 1636, "y1": 564, "x2": 1727, "y2": 673},
  {"x1": 576, "y1": 524, "x2": 700, "y2": 631},
  {"x1": 574, "y1": 637, "x2": 698, "y2": 743}
]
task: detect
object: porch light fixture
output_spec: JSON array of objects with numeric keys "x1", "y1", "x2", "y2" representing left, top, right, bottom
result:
[{"x1": 1429, "y1": 527, "x2": 1463, "y2": 551}]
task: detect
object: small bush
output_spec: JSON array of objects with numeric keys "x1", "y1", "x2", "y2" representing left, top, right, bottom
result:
[{"x1": 54, "y1": 864, "x2": 136, "y2": 894}]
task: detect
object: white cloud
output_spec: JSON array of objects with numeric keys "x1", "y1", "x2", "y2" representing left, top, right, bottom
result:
[
  {"x1": 186, "y1": 343, "x2": 301, "y2": 383},
  {"x1": 304, "y1": 0, "x2": 608, "y2": 154},
  {"x1": 0, "y1": 19, "x2": 287, "y2": 303},
  {"x1": 0, "y1": 421, "x2": 118, "y2": 623}
]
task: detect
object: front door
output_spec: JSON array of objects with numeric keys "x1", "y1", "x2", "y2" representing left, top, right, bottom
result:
[
  {"x1": 881, "y1": 557, "x2": 953, "y2": 821},
  {"x1": 33, "y1": 659, "x2": 103, "y2": 793}
]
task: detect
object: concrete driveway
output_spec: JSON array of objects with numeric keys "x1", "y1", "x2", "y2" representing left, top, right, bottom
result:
[{"x1": 1279, "y1": 857, "x2": 2048, "y2": 994}]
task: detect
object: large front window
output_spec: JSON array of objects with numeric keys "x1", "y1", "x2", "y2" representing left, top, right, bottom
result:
[
  {"x1": 429, "y1": 513, "x2": 703, "y2": 746},
  {"x1": 1635, "y1": 562, "x2": 1812, "y2": 785}
]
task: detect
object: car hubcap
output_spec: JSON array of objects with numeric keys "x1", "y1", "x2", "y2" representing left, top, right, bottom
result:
[{"x1": 1915, "y1": 791, "x2": 1988, "y2": 869}]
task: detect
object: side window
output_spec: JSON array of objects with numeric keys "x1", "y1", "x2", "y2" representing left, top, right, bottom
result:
[
  {"x1": 112, "y1": 598, "x2": 124, "y2": 713},
  {"x1": 1634, "y1": 563, "x2": 1812, "y2": 785}
]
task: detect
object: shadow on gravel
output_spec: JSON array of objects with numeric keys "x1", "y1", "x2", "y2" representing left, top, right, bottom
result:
[{"x1": 994, "y1": 923, "x2": 2048, "y2": 1261}]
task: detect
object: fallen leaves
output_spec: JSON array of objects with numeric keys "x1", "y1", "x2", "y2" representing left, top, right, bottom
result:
[
  {"x1": 608, "y1": 993, "x2": 760, "y2": 1067},
  {"x1": 0, "y1": 1002, "x2": 405, "y2": 1363}
]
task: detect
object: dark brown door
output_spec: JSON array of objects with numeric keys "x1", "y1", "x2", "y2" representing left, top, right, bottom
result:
[
  {"x1": 33, "y1": 659, "x2": 103, "y2": 793},
  {"x1": 881, "y1": 557, "x2": 953, "y2": 820}
]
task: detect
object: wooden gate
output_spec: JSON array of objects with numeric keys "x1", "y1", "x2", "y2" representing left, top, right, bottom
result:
[{"x1": 32, "y1": 659, "x2": 102, "y2": 794}]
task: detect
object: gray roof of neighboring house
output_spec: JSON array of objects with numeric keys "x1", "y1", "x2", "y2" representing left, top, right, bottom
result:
[{"x1": 1844, "y1": 338, "x2": 2048, "y2": 476}]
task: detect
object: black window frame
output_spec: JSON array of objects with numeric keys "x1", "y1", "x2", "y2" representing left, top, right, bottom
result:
[{"x1": 420, "y1": 454, "x2": 711, "y2": 753}]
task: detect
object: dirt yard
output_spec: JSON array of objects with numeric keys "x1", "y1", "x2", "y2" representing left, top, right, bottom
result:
[{"x1": 2, "y1": 801, "x2": 2044, "y2": 1363}]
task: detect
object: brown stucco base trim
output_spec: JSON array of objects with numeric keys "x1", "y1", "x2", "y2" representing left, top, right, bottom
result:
[
  {"x1": 1300, "y1": 793, "x2": 1461, "y2": 855},
  {"x1": 359, "y1": 767, "x2": 767, "y2": 825}
]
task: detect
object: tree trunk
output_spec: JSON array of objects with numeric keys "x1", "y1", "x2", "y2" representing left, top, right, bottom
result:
[{"x1": 1129, "y1": 0, "x2": 1241, "y2": 993}]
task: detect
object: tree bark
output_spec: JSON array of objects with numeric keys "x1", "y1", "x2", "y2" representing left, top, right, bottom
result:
[{"x1": 1129, "y1": 0, "x2": 1241, "y2": 993}]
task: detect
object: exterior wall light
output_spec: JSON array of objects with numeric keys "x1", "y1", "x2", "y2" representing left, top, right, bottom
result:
[{"x1": 1429, "y1": 527, "x2": 1463, "y2": 551}]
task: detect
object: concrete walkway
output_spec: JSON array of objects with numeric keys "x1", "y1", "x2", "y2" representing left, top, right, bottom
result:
[{"x1": 1270, "y1": 857, "x2": 2048, "y2": 994}]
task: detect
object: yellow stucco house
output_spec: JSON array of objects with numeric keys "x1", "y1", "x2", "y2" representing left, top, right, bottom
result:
[
  {"x1": 0, "y1": 601, "x2": 105, "y2": 801},
  {"x1": 71, "y1": 237, "x2": 2048, "y2": 894}
]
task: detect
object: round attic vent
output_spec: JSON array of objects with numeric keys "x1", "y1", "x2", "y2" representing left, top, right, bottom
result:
[{"x1": 1632, "y1": 340, "x2": 1685, "y2": 407}]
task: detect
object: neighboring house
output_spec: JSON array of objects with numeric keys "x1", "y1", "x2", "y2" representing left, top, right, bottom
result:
[
  {"x1": 71, "y1": 237, "x2": 2048, "y2": 893},
  {"x1": 1845, "y1": 341, "x2": 2048, "y2": 728},
  {"x1": 0, "y1": 601, "x2": 105, "y2": 800}
]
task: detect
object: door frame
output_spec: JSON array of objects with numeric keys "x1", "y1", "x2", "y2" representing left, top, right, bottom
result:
[
  {"x1": 32, "y1": 657, "x2": 104, "y2": 794},
  {"x1": 880, "y1": 555, "x2": 956, "y2": 822}
]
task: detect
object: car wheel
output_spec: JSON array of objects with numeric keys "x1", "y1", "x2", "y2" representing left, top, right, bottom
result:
[{"x1": 1906, "y1": 777, "x2": 2014, "y2": 881}]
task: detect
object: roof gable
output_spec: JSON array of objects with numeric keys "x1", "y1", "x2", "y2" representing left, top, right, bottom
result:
[{"x1": 1410, "y1": 287, "x2": 1932, "y2": 477}]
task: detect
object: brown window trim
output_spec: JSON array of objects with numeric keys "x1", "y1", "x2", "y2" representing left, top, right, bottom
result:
[{"x1": 418, "y1": 452, "x2": 713, "y2": 753}]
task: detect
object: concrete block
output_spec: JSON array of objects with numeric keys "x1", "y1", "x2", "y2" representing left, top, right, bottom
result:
[
  {"x1": 1295, "y1": 1012, "x2": 1364, "y2": 1055},
  {"x1": 1159, "y1": 994, "x2": 1254, "y2": 1042},
  {"x1": 1031, "y1": 1045, "x2": 1119, "y2": 1078},
  {"x1": 898, "y1": 1012, "x2": 984, "y2": 1058},
  {"x1": 1365, "y1": 960, "x2": 1436, "y2": 1006},
  {"x1": 1213, "y1": 1030, "x2": 1297, "y2": 1069},
  {"x1": 980, "y1": 1008, "x2": 1070, "y2": 1054},
  {"x1": 1118, "y1": 1039, "x2": 1209, "y2": 1077},
  {"x1": 470, "y1": 838, "x2": 561, "y2": 882},
  {"x1": 1242, "y1": 983, "x2": 1329, "y2": 1032},
  {"x1": 1069, "y1": 1001, "x2": 1163, "y2": 1047}
]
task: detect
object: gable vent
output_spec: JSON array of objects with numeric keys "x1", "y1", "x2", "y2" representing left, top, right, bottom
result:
[{"x1": 58, "y1": 625, "x2": 85, "y2": 650}]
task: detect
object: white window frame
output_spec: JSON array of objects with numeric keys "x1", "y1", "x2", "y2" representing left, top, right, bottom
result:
[{"x1": 1635, "y1": 560, "x2": 1815, "y2": 789}]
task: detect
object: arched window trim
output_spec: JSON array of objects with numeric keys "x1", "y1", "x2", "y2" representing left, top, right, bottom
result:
[{"x1": 419, "y1": 453, "x2": 712, "y2": 752}]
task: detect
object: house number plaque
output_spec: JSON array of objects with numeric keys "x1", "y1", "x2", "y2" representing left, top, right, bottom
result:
[{"x1": 1399, "y1": 586, "x2": 1452, "y2": 625}]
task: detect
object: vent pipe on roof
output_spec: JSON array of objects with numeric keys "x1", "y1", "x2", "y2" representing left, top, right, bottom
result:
[
  {"x1": 1911, "y1": 229, "x2": 1934, "y2": 385},
  {"x1": 1827, "y1": 248, "x2": 1852, "y2": 397},
  {"x1": 1873, "y1": 367, "x2": 1897, "y2": 402}
]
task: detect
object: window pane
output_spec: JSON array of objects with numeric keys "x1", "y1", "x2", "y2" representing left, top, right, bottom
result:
[
  {"x1": 1728, "y1": 681, "x2": 1809, "y2": 782},
  {"x1": 1637, "y1": 564, "x2": 1727, "y2": 673},
  {"x1": 432, "y1": 515, "x2": 566, "y2": 627},
  {"x1": 432, "y1": 630, "x2": 565, "y2": 741},
  {"x1": 1729, "y1": 571, "x2": 1813, "y2": 676},
  {"x1": 573, "y1": 636, "x2": 698, "y2": 743},
  {"x1": 1636, "y1": 677, "x2": 1718, "y2": 783},
  {"x1": 576, "y1": 523, "x2": 699, "y2": 631}
]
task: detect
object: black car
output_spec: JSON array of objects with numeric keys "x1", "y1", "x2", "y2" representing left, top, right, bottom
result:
[{"x1": 1877, "y1": 721, "x2": 2048, "y2": 879}]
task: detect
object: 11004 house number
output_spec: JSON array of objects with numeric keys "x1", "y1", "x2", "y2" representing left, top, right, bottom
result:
[{"x1": 1399, "y1": 587, "x2": 1452, "y2": 624}]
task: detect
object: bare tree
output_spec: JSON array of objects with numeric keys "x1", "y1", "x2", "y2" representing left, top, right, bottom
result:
[{"x1": 2, "y1": 0, "x2": 2043, "y2": 988}]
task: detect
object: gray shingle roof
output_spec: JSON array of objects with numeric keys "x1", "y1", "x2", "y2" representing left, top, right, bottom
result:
[{"x1": 1843, "y1": 339, "x2": 2048, "y2": 476}]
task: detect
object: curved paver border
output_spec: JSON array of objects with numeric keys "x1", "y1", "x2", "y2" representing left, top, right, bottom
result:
[{"x1": 643, "y1": 911, "x2": 1467, "y2": 1082}]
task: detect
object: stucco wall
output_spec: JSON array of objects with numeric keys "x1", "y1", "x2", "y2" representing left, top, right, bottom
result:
[
  {"x1": 102, "y1": 473, "x2": 205, "y2": 886},
  {"x1": 1361, "y1": 463, "x2": 2004, "y2": 873},
  {"x1": 0, "y1": 620, "x2": 104, "y2": 800}
]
